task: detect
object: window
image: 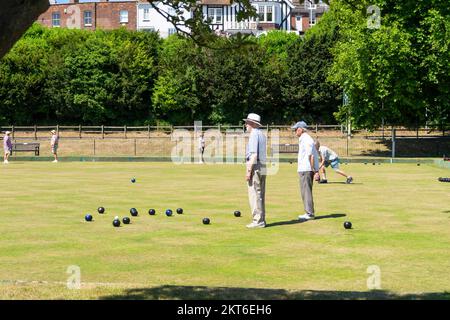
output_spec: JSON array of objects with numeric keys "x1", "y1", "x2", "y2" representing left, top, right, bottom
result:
[
  {"x1": 258, "y1": 6, "x2": 264, "y2": 22},
  {"x1": 84, "y1": 11, "x2": 92, "y2": 26},
  {"x1": 266, "y1": 6, "x2": 273, "y2": 22},
  {"x1": 120, "y1": 10, "x2": 129, "y2": 23},
  {"x1": 52, "y1": 12, "x2": 60, "y2": 27},
  {"x1": 208, "y1": 7, "x2": 222, "y2": 24},
  {"x1": 143, "y1": 8, "x2": 150, "y2": 21},
  {"x1": 257, "y1": 5, "x2": 274, "y2": 23},
  {"x1": 168, "y1": 28, "x2": 177, "y2": 36}
]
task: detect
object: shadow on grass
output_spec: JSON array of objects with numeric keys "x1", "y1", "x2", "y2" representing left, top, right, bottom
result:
[
  {"x1": 314, "y1": 213, "x2": 346, "y2": 220},
  {"x1": 318, "y1": 182, "x2": 363, "y2": 185},
  {"x1": 265, "y1": 213, "x2": 346, "y2": 228},
  {"x1": 265, "y1": 219, "x2": 303, "y2": 227},
  {"x1": 99, "y1": 285, "x2": 450, "y2": 300}
]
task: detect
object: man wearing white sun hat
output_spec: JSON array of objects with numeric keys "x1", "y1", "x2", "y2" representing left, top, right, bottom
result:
[
  {"x1": 50, "y1": 130, "x2": 59, "y2": 163},
  {"x1": 244, "y1": 113, "x2": 267, "y2": 229}
]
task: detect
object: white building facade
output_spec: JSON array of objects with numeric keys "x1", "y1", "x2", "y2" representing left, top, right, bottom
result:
[
  {"x1": 137, "y1": 0, "x2": 295, "y2": 38},
  {"x1": 201, "y1": 0, "x2": 295, "y2": 35},
  {"x1": 137, "y1": 1, "x2": 191, "y2": 38}
]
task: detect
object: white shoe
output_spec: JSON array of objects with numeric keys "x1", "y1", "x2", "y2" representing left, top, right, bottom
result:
[
  {"x1": 3, "y1": 160, "x2": 8, "y2": 164},
  {"x1": 52, "y1": 160, "x2": 58, "y2": 163},
  {"x1": 298, "y1": 213, "x2": 315, "y2": 221},
  {"x1": 246, "y1": 222, "x2": 266, "y2": 229}
]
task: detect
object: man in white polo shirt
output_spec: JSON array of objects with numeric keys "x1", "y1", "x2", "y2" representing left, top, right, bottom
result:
[
  {"x1": 292, "y1": 121, "x2": 319, "y2": 221},
  {"x1": 244, "y1": 113, "x2": 267, "y2": 228}
]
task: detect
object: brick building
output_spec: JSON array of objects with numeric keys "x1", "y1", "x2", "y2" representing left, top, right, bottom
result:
[
  {"x1": 37, "y1": 0, "x2": 138, "y2": 31},
  {"x1": 291, "y1": 0, "x2": 329, "y2": 34},
  {"x1": 36, "y1": 0, "x2": 328, "y2": 35}
]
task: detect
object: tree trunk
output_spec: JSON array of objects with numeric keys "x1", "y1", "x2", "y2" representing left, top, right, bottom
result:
[{"x1": 0, "y1": 0, "x2": 49, "y2": 59}]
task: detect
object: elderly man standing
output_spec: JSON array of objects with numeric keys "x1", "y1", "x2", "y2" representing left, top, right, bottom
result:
[
  {"x1": 3, "y1": 131, "x2": 12, "y2": 164},
  {"x1": 50, "y1": 130, "x2": 59, "y2": 163},
  {"x1": 292, "y1": 121, "x2": 320, "y2": 221},
  {"x1": 244, "y1": 113, "x2": 267, "y2": 228}
]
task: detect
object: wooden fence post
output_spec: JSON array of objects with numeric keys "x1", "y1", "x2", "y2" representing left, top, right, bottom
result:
[{"x1": 392, "y1": 128, "x2": 396, "y2": 158}]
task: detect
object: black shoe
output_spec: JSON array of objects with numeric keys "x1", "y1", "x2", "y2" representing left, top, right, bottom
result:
[{"x1": 319, "y1": 179, "x2": 328, "y2": 184}]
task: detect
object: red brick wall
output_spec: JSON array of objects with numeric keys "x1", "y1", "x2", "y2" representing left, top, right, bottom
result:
[
  {"x1": 258, "y1": 22, "x2": 277, "y2": 31},
  {"x1": 96, "y1": 2, "x2": 136, "y2": 30},
  {"x1": 37, "y1": 3, "x2": 96, "y2": 29},
  {"x1": 37, "y1": 1, "x2": 137, "y2": 31},
  {"x1": 302, "y1": 15, "x2": 310, "y2": 31},
  {"x1": 290, "y1": 14, "x2": 321, "y2": 33}
]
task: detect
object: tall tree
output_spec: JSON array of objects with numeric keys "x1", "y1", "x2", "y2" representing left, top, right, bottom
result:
[{"x1": 328, "y1": 0, "x2": 449, "y2": 129}]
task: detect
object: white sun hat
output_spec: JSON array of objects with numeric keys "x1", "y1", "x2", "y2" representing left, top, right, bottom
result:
[{"x1": 243, "y1": 113, "x2": 262, "y2": 127}]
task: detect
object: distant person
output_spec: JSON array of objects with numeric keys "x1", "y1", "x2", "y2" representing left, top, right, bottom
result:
[
  {"x1": 315, "y1": 141, "x2": 352, "y2": 184},
  {"x1": 198, "y1": 132, "x2": 205, "y2": 164},
  {"x1": 292, "y1": 121, "x2": 319, "y2": 221},
  {"x1": 3, "y1": 131, "x2": 12, "y2": 164},
  {"x1": 50, "y1": 130, "x2": 59, "y2": 163},
  {"x1": 244, "y1": 113, "x2": 267, "y2": 228}
]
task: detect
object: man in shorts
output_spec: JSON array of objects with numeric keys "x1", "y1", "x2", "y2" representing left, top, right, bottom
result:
[{"x1": 315, "y1": 141, "x2": 353, "y2": 184}]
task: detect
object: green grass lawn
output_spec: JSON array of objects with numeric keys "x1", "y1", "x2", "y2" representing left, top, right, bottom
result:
[{"x1": 0, "y1": 161, "x2": 449, "y2": 299}]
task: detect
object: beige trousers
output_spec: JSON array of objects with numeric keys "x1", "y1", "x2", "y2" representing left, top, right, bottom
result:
[{"x1": 247, "y1": 164, "x2": 266, "y2": 224}]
